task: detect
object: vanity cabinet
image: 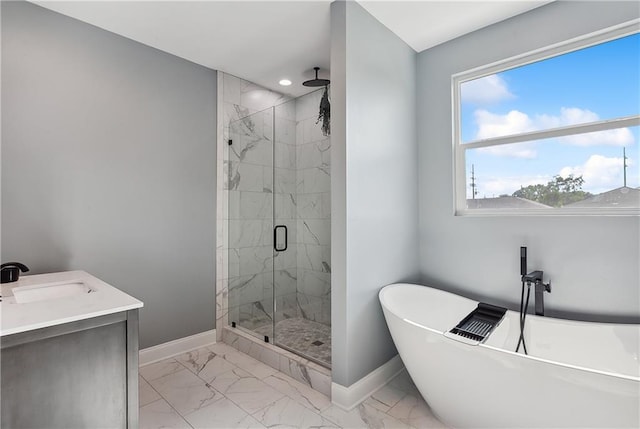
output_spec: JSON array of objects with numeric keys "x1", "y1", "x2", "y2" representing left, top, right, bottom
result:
[{"x1": 1, "y1": 309, "x2": 139, "y2": 428}]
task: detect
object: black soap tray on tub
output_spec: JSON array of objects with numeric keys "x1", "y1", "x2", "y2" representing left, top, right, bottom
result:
[{"x1": 445, "y1": 302, "x2": 507, "y2": 345}]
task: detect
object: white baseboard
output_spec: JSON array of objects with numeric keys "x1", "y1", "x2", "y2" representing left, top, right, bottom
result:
[
  {"x1": 139, "y1": 329, "x2": 216, "y2": 366},
  {"x1": 331, "y1": 354, "x2": 405, "y2": 411}
]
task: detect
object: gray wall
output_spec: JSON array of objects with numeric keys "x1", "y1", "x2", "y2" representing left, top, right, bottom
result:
[
  {"x1": 331, "y1": 1, "x2": 419, "y2": 386},
  {"x1": 417, "y1": 1, "x2": 640, "y2": 322},
  {"x1": 1, "y1": 1, "x2": 217, "y2": 348}
]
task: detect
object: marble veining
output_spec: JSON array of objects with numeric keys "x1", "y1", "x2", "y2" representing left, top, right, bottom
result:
[
  {"x1": 386, "y1": 394, "x2": 448, "y2": 428},
  {"x1": 262, "y1": 372, "x2": 332, "y2": 414},
  {"x1": 177, "y1": 349, "x2": 236, "y2": 382},
  {"x1": 218, "y1": 74, "x2": 332, "y2": 373},
  {"x1": 184, "y1": 398, "x2": 264, "y2": 429},
  {"x1": 254, "y1": 317, "x2": 331, "y2": 365},
  {"x1": 364, "y1": 383, "x2": 407, "y2": 413},
  {"x1": 253, "y1": 396, "x2": 339, "y2": 428},
  {"x1": 139, "y1": 343, "x2": 447, "y2": 429},
  {"x1": 212, "y1": 375, "x2": 284, "y2": 414},
  {"x1": 223, "y1": 326, "x2": 331, "y2": 397},
  {"x1": 321, "y1": 402, "x2": 414, "y2": 429},
  {"x1": 149, "y1": 368, "x2": 221, "y2": 416}
]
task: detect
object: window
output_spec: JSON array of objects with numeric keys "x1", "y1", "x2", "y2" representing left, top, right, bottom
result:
[{"x1": 453, "y1": 21, "x2": 640, "y2": 215}]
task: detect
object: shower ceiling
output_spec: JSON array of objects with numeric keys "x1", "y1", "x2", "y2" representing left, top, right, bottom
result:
[{"x1": 32, "y1": 1, "x2": 551, "y2": 97}]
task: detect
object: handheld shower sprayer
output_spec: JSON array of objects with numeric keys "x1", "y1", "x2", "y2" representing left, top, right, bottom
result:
[
  {"x1": 517, "y1": 247, "x2": 530, "y2": 354},
  {"x1": 516, "y1": 247, "x2": 552, "y2": 354}
]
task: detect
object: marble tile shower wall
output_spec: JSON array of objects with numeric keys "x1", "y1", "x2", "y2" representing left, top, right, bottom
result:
[{"x1": 294, "y1": 90, "x2": 331, "y2": 325}]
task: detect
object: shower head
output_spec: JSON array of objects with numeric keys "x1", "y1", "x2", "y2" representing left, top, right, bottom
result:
[{"x1": 303, "y1": 67, "x2": 330, "y2": 87}]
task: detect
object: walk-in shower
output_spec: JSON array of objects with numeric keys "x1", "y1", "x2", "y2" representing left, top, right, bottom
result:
[{"x1": 226, "y1": 88, "x2": 331, "y2": 367}]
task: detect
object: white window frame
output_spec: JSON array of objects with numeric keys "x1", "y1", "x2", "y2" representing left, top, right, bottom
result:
[{"x1": 452, "y1": 20, "x2": 640, "y2": 216}]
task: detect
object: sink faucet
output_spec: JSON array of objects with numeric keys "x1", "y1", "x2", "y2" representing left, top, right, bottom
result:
[
  {"x1": 1, "y1": 262, "x2": 30, "y2": 284},
  {"x1": 523, "y1": 270, "x2": 551, "y2": 315}
]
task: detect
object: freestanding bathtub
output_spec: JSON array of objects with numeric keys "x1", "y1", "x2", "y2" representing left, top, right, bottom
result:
[{"x1": 380, "y1": 283, "x2": 640, "y2": 428}]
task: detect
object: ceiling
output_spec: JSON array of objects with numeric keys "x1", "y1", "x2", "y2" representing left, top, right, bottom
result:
[
  {"x1": 359, "y1": 1, "x2": 552, "y2": 52},
  {"x1": 33, "y1": 1, "x2": 551, "y2": 97}
]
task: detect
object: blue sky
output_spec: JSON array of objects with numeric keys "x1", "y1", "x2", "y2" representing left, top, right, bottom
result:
[{"x1": 461, "y1": 32, "x2": 640, "y2": 198}]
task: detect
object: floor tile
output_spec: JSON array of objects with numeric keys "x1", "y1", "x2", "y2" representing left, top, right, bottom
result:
[
  {"x1": 149, "y1": 368, "x2": 222, "y2": 416},
  {"x1": 140, "y1": 359, "x2": 185, "y2": 382},
  {"x1": 253, "y1": 396, "x2": 338, "y2": 429},
  {"x1": 138, "y1": 346, "x2": 449, "y2": 429},
  {"x1": 322, "y1": 403, "x2": 412, "y2": 429},
  {"x1": 208, "y1": 366, "x2": 255, "y2": 393},
  {"x1": 364, "y1": 383, "x2": 407, "y2": 413},
  {"x1": 263, "y1": 372, "x2": 332, "y2": 414},
  {"x1": 176, "y1": 348, "x2": 217, "y2": 373},
  {"x1": 211, "y1": 370, "x2": 285, "y2": 415},
  {"x1": 140, "y1": 399, "x2": 192, "y2": 429},
  {"x1": 388, "y1": 370, "x2": 420, "y2": 397},
  {"x1": 177, "y1": 347, "x2": 237, "y2": 382},
  {"x1": 237, "y1": 415, "x2": 267, "y2": 429},
  {"x1": 184, "y1": 397, "x2": 264, "y2": 429},
  {"x1": 140, "y1": 376, "x2": 162, "y2": 407},
  {"x1": 387, "y1": 394, "x2": 447, "y2": 429}
]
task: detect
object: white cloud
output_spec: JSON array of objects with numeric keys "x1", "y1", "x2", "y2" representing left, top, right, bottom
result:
[
  {"x1": 461, "y1": 75, "x2": 514, "y2": 105},
  {"x1": 474, "y1": 109, "x2": 537, "y2": 158},
  {"x1": 473, "y1": 175, "x2": 551, "y2": 199},
  {"x1": 536, "y1": 107, "x2": 600, "y2": 128},
  {"x1": 474, "y1": 109, "x2": 535, "y2": 140},
  {"x1": 478, "y1": 143, "x2": 537, "y2": 159},
  {"x1": 473, "y1": 107, "x2": 635, "y2": 154},
  {"x1": 558, "y1": 127, "x2": 634, "y2": 147},
  {"x1": 559, "y1": 155, "x2": 631, "y2": 194}
]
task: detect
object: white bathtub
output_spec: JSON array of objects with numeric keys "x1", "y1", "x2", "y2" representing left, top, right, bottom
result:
[{"x1": 380, "y1": 283, "x2": 640, "y2": 429}]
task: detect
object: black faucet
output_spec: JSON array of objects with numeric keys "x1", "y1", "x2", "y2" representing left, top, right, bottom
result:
[
  {"x1": 1, "y1": 262, "x2": 30, "y2": 284},
  {"x1": 523, "y1": 270, "x2": 551, "y2": 315},
  {"x1": 535, "y1": 280, "x2": 552, "y2": 316}
]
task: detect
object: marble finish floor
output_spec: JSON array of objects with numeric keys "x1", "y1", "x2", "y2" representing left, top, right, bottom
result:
[
  {"x1": 139, "y1": 342, "x2": 448, "y2": 429},
  {"x1": 254, "y1": 317, "x2": 331, "y2": 365}
]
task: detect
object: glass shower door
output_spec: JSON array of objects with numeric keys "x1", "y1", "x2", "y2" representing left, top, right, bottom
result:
[
  {"x1": 227, "y1": 90, "x2": 331, "y2": 368},
  {"x1": 272, "y1": 100, "x2": 299, "y2": 343},
  {"x1": 273, "y1": 95, "x2": 332, "y2": 367},
  {"x1": 227, "y1": 108, "x2": 274, "y2": 341}
]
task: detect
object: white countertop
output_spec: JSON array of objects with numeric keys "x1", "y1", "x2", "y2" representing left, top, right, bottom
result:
[{"x1": 1, "y1": 271, "x2": 143, "y2": 337}]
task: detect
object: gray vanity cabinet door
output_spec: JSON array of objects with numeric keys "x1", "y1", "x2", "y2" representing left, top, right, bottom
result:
[{"x1": 1, "y1": 315, "x2": 130, "y2": 428}]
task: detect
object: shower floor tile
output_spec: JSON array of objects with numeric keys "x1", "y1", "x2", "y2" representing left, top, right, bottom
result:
[{"x1": 253, "y1": 317, "x2": 331, "y2": 365}]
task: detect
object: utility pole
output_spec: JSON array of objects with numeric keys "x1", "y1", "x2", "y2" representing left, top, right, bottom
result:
[
  {"x1": 470, "y1": 164, "x2": 478, "y2": 199},
  {"x1": 623, "y1": 147, "x2": 628, "y2": 188}
]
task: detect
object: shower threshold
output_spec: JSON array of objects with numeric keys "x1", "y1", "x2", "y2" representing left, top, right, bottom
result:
[
  {"x1": 223, "y1": 324, "x2": 332, "y2": 397},
  {"x1": 250, "y1": 318, "x2": 331, "y2": 368}
]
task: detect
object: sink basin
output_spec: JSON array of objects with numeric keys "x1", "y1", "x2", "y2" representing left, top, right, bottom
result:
[{"x1": 12, "y1": 281, "x2": 94, "y2": 304}]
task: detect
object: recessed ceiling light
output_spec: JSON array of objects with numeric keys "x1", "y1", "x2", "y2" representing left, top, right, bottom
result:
[{"x1": 279, "y1": 79, "x2": 292, "y2": 86}]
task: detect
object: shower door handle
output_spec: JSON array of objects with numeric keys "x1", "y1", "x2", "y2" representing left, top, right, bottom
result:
[{"x1": 274, "y1": 225, "x2": 288, "y2": 252}]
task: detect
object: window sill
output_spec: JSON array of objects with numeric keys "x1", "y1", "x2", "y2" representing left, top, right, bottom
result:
[{"x1": 455, "y1": 208, "x2": 640, "y2": 217}]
